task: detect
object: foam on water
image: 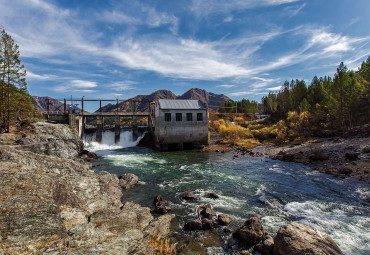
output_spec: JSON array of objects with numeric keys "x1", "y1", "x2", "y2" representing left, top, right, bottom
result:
[{"x1": 83, "y1": 130, "x2": 146, "y2": 153}]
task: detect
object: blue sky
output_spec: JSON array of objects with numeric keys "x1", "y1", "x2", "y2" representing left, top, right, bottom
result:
[{"x1": 1, "y1": 0, "x2": 369, "y2": 109}]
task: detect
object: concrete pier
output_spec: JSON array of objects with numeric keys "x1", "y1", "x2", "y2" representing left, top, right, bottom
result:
[
  {"x1": 96, "y1": 116, "x2": 103, "y2": 143},
  {"x1": 132, "y1": 115, "x2": 138, "y2": 141},
  {"x1": 115, "y1": 116, "x2": 120, "y2": 143}
]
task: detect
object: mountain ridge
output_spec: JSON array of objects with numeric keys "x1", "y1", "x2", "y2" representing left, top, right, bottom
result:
[{"x1": 32, "y1": 88, "x2": 232, "y2": 113}]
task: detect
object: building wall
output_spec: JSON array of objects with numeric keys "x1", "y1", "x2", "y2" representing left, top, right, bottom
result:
[{"x1": 154, "y1": 105, "x2": 208, "y2": 146}]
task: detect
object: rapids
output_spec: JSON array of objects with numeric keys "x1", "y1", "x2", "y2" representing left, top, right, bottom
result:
[{"x1": 84, "y1": 130, "x2": 370, "y2": 254}]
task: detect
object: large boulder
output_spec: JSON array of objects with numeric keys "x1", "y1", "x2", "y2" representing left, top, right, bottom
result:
[
  {"x1": 274, "y1": 222, "x2": 343, "y2": 255},
  {"x1": 233, "y1": 216, "x2": 264, "y2": 246},
  {"x1": 118, "y1": 173, "x2": 139, "y2": 189},
  {"x1": 218, "y1": 214, "x2": 232, "y2": 225},
  {"x1": 201, "y1": 218, "x2": 216, "y2": 230}
]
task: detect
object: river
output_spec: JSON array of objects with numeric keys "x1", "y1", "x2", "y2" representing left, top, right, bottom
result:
[{"x1": 84, "y1": 130, "x2": 370, "y2": 254}]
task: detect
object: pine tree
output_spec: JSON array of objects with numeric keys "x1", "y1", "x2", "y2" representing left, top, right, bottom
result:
[{"x1": 0, "y1": 29, "x2": 29, "y2": 132}]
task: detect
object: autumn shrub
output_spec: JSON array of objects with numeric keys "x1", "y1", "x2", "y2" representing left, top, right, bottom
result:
[{"x1": 233, "y1": 117, "x2": 245, "y2": 123}]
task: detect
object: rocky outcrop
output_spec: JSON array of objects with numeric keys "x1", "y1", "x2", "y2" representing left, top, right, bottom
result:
[
  {"x1": 274, "y1": 222, "x2": 343, "y2": 255},
  {"x1": 233, "y1": 216, "x2": 265, "y2": 247},
  {"x1": 119, "y1": 173, "x2": 139, "y2": 189},
  {"x1": 14, "y1": 122, "x2": 84, "y2": 159},
  {"x1": 0, "y1": 122, "x2": 175, "y2": 254}
]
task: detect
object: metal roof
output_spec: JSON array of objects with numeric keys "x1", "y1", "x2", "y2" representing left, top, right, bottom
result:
[{"x1": 158, "y1": 99, "x2": 206, "y2": 110}]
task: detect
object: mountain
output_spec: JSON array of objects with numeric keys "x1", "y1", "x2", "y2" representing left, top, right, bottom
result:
[
  {"x1": 98, "y1": 90, "x2": 177, "y2": 113},
  {"x1": 32, "y1": 96, "x2": 79, "y2": 114},
  {"x1": 178, "y1": 88, "x2": 232, "y2": 109},
  {"x1": 98, "y1": 88, "x2": 231, "y2": 112}
]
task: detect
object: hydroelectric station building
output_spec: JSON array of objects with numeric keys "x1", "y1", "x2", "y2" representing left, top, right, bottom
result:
[{"x1": 153, "y1": 99, "x2": 209, "y2": 150}]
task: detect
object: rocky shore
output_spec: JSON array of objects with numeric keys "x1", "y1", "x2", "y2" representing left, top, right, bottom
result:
[
  {"x1": 205, "y1": 132, "x2": 370, "y2": 183},
  {"x1": 0, "y1": 122, "x2": 174, "y2": 254}
]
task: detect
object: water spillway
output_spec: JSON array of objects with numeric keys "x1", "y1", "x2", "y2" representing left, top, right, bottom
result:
[{"x1": 83, "y1": 129, "x2": 146, "y2": 152}]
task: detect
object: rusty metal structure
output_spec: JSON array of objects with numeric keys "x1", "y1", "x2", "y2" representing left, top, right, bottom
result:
[{"x1": 43, "y1": 98, "x2": 153, "y2": 143}]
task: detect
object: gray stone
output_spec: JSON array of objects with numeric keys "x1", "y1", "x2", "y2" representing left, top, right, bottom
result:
[
  {"x1": 118, "y1": 173, "x2": 139, "y2": 189},
  {"x1": 274, "y1": 222, "x2": 343, "y2": 255}
]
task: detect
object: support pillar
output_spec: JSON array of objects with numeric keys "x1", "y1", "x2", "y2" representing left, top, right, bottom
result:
[
  {"x1": 96, "y1": 116, "x2": 103, "y2": 143},
  {"x1": 132, "y1": 115, "x2": 138, "y2": 141},
  {"x1": 115, "y1": 116, "x2": 120, "y2": 143}
]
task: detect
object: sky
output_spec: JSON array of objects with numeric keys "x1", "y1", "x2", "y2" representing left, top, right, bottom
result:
[{"x1": 1, "y1": 0, "x2": 369, "y2": 110}]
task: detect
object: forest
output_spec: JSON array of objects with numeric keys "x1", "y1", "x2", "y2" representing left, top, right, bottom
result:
[{"x1": 261, "y1": 58, "x2": 370, "y2": 134}]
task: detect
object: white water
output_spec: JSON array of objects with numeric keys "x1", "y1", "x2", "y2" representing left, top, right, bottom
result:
[{"x1": 83, "y1": 130, "x2": 146, "y2": 153}]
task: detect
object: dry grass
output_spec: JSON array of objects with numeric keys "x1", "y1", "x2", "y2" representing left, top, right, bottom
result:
[{"x1": 149, "y1": 235, "x2": 177, "y2": 255}]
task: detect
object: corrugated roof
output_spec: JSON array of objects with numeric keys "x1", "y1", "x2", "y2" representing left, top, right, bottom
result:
[{"x1": 158, "y1": 99, "x2": 206, "y2": 110}]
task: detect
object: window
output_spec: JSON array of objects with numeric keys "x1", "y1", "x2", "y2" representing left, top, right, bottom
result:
[
  {"x1": 197, "y1": 113, "x2": 203, "y2": 121},
  {"x1": 164, "y1": 113, "x2": 171, "y2": 122},
  {"x1": 186, "y1": 113, "x2": 192, "y2": 121},
  {"x1": 176, "y1": 113, "x2": 182, "y2": 121}
]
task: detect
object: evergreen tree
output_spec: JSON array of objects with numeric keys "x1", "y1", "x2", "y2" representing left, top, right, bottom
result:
[{"x1": 0, "y1": 28, "x2": 35, "y2": 132}]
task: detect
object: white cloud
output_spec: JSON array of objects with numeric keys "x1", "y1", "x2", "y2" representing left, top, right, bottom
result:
[
  {"x1": 27, "y1": 71, "x2": 59, "y2": 80},
  {"x1": 217, "y1": 84, "x2": 235, "y2": 88},
  {"x1": 267, "y1": 86, "x2": 282, "y2": 91},
  {"x1": 107, "y1": 81, "x2": 137, "y2": 91},
  {"x1": 70, "y1": 80, "x2": 97, "y2": 88},
  {"x1": 53, "y1": 79, "x2": 97, "y2": 93},
  {"x1": 223, "y1": 16, "x2": 233, "y2": 23},
  {"x1": 190, "y1": 0, "x2": 300, "y2": 16}
]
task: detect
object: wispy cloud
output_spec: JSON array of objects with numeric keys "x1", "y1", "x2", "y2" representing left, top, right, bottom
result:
[
  {"x1": 53, "y1": 79, "x2": 98, "y2": 93},
  {"x1": 217, "y1": 84, "x2": 235, "y2": 88},
  {"x1": 107, "y1": 81, "x2": 137, "y2": 91},
  {"x1": 282, "y1": 3, "x2": 306, "y2": 17},
  {"x1": 190, "y1": 0, "x2": 300, "y2": 16},
  {"x1": 27, "y1": 71, "x2": 59, "y2": 81}
]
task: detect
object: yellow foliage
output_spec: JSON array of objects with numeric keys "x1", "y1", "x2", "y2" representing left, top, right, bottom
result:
[
  {"x1": 149, "y1": 235, "x2": 177, "y2": 255},
  {"x1": 219, "y1": 123, "x2": 252, "y2": 143},
  {"x1": 235, "y1": 138, "x2": 261, "y2": 148},
  {"x1": 233, "y1": 117, "x2": 245, "y2": 123}
]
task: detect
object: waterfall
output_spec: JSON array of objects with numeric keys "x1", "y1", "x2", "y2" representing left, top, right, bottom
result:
[{"x1": 83, "y1": 130, "x2": 146, "y2": 152}]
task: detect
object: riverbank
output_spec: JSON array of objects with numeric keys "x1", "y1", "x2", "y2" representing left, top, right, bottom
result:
[
  {"x1": 0, "y1": 122, "x2": 174, "y2": 254},
  {"x1": 204, "y1": 131, "x2": 370, "y2": 183}
]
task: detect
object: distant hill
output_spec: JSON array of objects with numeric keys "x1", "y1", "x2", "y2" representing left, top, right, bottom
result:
[
  {"x1": 98, "y1": 88, "x2": 232, "y2": 112},
  {"x1": 32, "y1": 96, "x2": 79, "y2": 113}
]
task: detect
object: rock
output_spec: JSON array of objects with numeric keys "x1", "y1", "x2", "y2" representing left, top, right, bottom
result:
[
  {"x1": 309, "y1": 150, "x2": 329, "y2": 161},
  {"x1": 345, "y1": 152, "x2": 359, "y2": 161},
  {"x1": 152, "y1": 195, "x2": 171, "y2": 214},
  {"x1": 274, "y1": 222, "x2": 343, "y2": 255},
  {"x1": 184, "y1": 220, "x2": 203, "y2": 231},
  {"x1": 153, "y1": 195, "x2": 165, "y2": 205},
  {"x1": 199, "y1": 204, "x2": 216, "y2": 219},
  {"x1": 118, "y1": 173, "x2": 139, "y2": 189},
  {"x1": 338, "y1": 167, "x2": 352, "y2": 176},
  {"x1": 233, "y1": 216, "x2": 264, "y2": 246},
  {"x1": 258, "y1": 235, "x2": 274, "y2": 255},
  {"x1": 201, "y1": 218, "x2": 216, "y2": 230},
  {"x1": 205, "y1": 192, "x2": 219, "y2": 199},
  {"x1": 218, "y1": 214, "x2": 232, "y2": 225},
  {"x1": 362, "y1": 146, "x2": 370, "y2": 154},
  {"x1": 179, "y1": 191, "x2": 198, "y2": 201}
]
